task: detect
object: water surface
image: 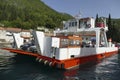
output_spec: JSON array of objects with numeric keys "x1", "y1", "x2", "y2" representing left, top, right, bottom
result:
[{"x1": 0, "y1": 50, "x2": 120, "y2": 80}]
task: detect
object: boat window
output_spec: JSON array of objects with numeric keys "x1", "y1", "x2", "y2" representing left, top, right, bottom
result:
[
  {"x1": 99, "y1": 32, "x2": 106, "y2": 47},
  {"x1": 72, "y1": 22, "x2": 74, "y2": 26},
  {"x1": 79, "y1": 20, "x2": 81, "y2": 28},
  {"x1": 69, "y1": 40, "x2": 74, "y2": 46},
  {"x1": 75, "y1": 22, "x2": 77, "y2": 26},
  {"x1": 69, "y1": 22, "x2": 72, "y2": 27},
  {"x1": 91, "y1": 38, "x2": 96, "y2": 47},
  {"x1": 69, "y1": 21, "x2": 77, "y2": 27},
  {"x1": 60, "y1": 39, "x2": 69, "y2": 47},
  {"x1": 60, "y1": 38, "x2": 81, "y2": 48},
  {"x1": 79, "y1": 20, "x2": 88, "y2": 28},
  {"x1": 70, "y1": 40, "x2": 81, "y2": 46},
  {"x1": 81, "y1": 34, "x2": 96, "y2": 47}
]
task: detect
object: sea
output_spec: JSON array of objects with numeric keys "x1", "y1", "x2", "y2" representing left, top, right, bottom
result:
[{"x1": 0, "y1": 49, "x2": 120, "y2": 80}]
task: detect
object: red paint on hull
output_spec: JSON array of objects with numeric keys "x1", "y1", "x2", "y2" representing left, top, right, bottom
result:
[
  {"x1": 60, "y1": 51, "x2": 118, "y2": 69},
  {"x1": 1, "y1": 48, "x2": 118, "y2": 69}
]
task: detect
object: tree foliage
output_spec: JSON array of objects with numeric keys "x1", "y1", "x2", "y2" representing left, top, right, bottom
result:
[
  {"x1": 106, "y1": 13, "x2": 112, "y2": 39},
  {"x1": 0, "y1": 0, "x2": 72, "y2": 29},
  {"x1": 95, "y1": 13, "x2": 98, "y2": 26},
  {"x1": 106, "y1": 14, "x2": 120, "y2": 42}
]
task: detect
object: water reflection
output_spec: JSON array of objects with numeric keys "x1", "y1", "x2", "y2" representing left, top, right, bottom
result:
[
  {"x1": 62, "y1": 68, "x2": 79, "y2": 80},
  {"x1": 94, "y1": 54, "x2": 120, "y2": 80},
  {"x1": 62, "y1": 54, "x2": 120, "y2": 80}
]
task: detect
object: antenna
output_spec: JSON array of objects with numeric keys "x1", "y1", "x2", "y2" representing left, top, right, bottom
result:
[{"x1": 74, "y1": 11, "x2": 82, "y2": 19}]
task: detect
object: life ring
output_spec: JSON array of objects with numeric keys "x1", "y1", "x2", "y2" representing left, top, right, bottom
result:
[{"x1": 87, "y1": 24, "x2": 91, "y2": 28}]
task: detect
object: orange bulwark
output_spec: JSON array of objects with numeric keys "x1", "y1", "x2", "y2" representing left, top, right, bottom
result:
[{"x1": 1, "y1": 48, "x2": 118, "y2": 69}]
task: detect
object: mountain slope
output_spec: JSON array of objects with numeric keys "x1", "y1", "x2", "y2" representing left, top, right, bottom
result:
[{"x1": 0, "y1": 0, "x2": 72, "y2": 29}]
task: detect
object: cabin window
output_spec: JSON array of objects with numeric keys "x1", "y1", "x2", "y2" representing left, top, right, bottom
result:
[
  {"x1": 69, "y1": 21, "x2": 77, "y2": 27},
  {"x1": 60, "y1": 39, "x2": 69, "y2": 47},
  {"x1": 72, "y1": 22, "x2": 74, "y2": 26},
  {"x1": 69, "y1": 22, "x2": 71, "y2": 27},
  {"x1": 79, "y1": 20, "x2": 88, "y2": 28},
  {"x1": 81, "y1": 36, "x2": 96, "y2": 47},
  {"x1": 63, "y1": 23, "x2": 68, "y2": 30},
  {"x1": 99, "y1": 32, "x2": 106, "y2": 47},
  {"x1": 69, "y1": 39, "x2": 81, "y2": 47},
  {"x1": 75, "y1": 22, "x2": 77, "y2": 26},
  {"x1": 60, "y1": 37, "x2": 81, "y2": 48},
  {"x1": 79, "y1": 20, "x2": 81, "y2": 28},
  {"x1": 69, "y1": 40, "x2": 74, "y2": 46}
]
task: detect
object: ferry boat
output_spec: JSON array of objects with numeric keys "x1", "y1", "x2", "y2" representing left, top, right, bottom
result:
[{"x1": 2, "y1": 17, "x2": 118, "y2": 69}]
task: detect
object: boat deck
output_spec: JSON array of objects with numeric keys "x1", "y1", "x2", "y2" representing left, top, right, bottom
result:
[{"x1": 1, "y1": 48, "x2": 63, "y2": 68}]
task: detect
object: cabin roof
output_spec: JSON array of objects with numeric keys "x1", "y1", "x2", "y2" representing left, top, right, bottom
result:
[{"x1": 52, "y1": 35, "x2": 82, "y2": 40}]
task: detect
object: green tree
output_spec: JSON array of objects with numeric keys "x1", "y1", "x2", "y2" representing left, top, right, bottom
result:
[
  {"x1": 106, "y1": 14, "x2": 120, "y2": 42},
  {"x1": 95, "y1": 13, "x2": 99, "y2": 27},
  {"x1": 106, "y1": 14, "x2": 112, "y2": 39}
]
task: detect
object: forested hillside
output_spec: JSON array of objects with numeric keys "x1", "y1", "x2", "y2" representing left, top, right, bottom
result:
[
  {"x1": 0, "y1": 0, "x2": 72, "y2": 29},
  {"x1": 0, "y1": 0, "x2": 120, "y2": 42}
]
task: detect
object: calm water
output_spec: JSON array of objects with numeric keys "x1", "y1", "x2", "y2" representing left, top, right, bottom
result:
[{"x1": 0, "y1": 50, "x2": 120, "y2": 80}]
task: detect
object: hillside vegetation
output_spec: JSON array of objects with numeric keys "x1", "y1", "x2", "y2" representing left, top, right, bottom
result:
[
  {"x1": 0, "y1": 0, "x2": 72, "y2": 29},
  {"x1": 108, "y1": 18, "x2": 120, "y2": 42},
  {"x1": 0, "y1": 0, "x2": 120, "y2": 42}
]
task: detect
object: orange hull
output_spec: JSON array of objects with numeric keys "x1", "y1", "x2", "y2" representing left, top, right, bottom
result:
[{"x1": 2, "y1": 48, "x2": 118, "y2": 69}]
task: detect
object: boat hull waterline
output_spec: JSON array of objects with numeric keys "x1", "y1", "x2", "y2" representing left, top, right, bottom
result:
[{"x1": 2, "y1": 48, "x2": 118, "y2": 69}]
